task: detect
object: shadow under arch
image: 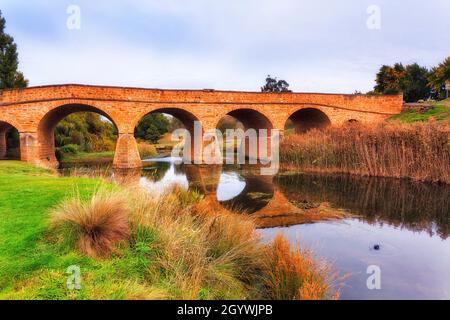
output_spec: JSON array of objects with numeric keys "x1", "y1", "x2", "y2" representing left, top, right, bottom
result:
[
  {"x1": 0, "y1": 120, "x2": 21, "y2": 160},
  {"x1": 286, "y1": 108, "x2": 331, "y2": 134},
  {"x1": 37, "y1": 103, "x2": 119, "y2": 168}
]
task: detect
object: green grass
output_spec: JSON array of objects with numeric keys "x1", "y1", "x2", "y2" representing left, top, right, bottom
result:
[
  {"x1": 0, "y1": 161, "x2": 163, "y2": 300},
  {"x1": 389, "y1": 100, "x2": 450, "y2": 123},
  {"x1": 61, "y1": 151, "x2": 115, "y2": 163}
]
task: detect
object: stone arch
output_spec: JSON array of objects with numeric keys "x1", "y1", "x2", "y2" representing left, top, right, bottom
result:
[
  {"x1": 37, "y1": 103, "x2": 119, "y2": 168},
  {"x1": 215, "y1": 108, "x2": 274, "y2": 131},
  {"x1": 0, "y1": 120, "x2": 21, "y2": 160},
  {"x1": 215, "y1": 108, "x2": 274, "y2": 161},
  {"x1": 133, "y1": 107, "x2": 203, "y2": 162},
  {"x1": 286, "y1": 107, "x2": 331, "y2": 134}
]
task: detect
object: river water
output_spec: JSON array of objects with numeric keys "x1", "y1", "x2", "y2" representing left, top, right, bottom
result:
[{"x1": 61, "y1": 157, "x2": 450, "y2": 300}]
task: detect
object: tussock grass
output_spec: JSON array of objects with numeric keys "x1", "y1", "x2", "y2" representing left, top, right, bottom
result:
[
  {"x1": 281, "y1": 122, "x2": 450, "y2": 184},
  {"x1": 50, "y1": 189, "x2": 130, "y2": 258},
  {"x1": 263, "y1": 235, "x2": 340, "y2": 300},
  {"x1": 50, "y1": 186, "x2": 340, "y2": 300}
]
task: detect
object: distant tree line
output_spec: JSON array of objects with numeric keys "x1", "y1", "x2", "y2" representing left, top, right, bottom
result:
[
  {"x1": 369, "y1": 57, "x2": 450, "y2": 102},
  {"x1": 56, "y1": 112, "x2": 176, "y2": 153}
]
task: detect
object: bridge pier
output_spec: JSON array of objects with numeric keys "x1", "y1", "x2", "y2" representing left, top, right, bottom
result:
[
  {"x1": 112, "y1": 133, "x2": 142, "y2": 169},
  {"x1": 0, "y1": 130, "x2": 6, "y2": 159},
  {"x1": 19, "y1": 132, "x2": 39, "y2": 164}
]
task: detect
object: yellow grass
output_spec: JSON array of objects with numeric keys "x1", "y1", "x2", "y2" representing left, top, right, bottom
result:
[
  {"x1": 50, "y1": 189, "x2": 130, "y2": 258},
  {"x1": 137, "y1": 142, "x2": 158, "y2": 159},
  {"x1": 281, "y1": 122, "x2": 450, "y2": 184},
  {"x1": 263, "y1": 235, "x2": 340, "y2": 300}
]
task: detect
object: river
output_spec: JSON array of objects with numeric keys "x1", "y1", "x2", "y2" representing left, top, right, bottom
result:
[{"x1": 60, "y1": 157, "x2": 450, "y2": 300}]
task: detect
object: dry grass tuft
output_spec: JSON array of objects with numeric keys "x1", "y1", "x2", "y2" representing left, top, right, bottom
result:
[
  {"x1": 263, "y1": 235, "x2": 340, "y2": 300},
  {"x1": 50, "y1": 189, "x2": 130, "y2": 258}
]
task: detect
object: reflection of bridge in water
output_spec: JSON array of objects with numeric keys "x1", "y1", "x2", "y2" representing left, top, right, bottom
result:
[
  {"x1": 113, "y1": 163, "x2": 311, "y2": 227},
  {"x1": 113, "y1": 163, "x2": 450, "y2": 237},
  {"x1": 183, "y1": 165, "x2": 308, "y2": 225}
]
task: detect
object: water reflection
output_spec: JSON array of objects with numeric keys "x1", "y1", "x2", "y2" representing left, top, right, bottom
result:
[
  {"x1": 61, "y1": 158, "x2": 450, "y2": 299},
  {"x1": 275, "y1": 174, "x2": 450, "y2": 239},
  {"x1": 61, "y1": 159, "x2": 450, "y2": 239}
]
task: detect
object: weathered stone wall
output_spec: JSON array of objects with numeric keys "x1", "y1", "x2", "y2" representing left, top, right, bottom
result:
[{"x1": 0, "y1": 84, "x2": 403, "y2": 168}]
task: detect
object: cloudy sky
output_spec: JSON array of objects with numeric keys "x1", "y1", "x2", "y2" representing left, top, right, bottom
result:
[{"x1": 1, "y1": 0, "x2": 449, "y2": 93}]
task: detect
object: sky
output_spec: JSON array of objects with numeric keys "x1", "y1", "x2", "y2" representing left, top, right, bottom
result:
[{"x1": 1, "y1": 0, "x2": 449, "y2": 93}]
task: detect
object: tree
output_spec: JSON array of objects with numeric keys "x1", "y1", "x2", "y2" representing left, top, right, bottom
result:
[
  {"x1": 55, "y1": 113, "x2": 117, "y2": 152},
  {"x1": 428, "y1": 57, "x2": 450, "y2": 100},
  {"x1": 404, "y1": 63, "x2": 430, "y2": 102},
  {"x1": 374, "y1": 63, "x2": 407, "y2": 95},
  {"x1": 373, "y1": 62, "x2": 431, "y2": 102},
  {"x1": 0, "y1": 10, "x2": 28, "y2": 89},
  {"x1": 135, "y1": 113, "x2": 170, "y2": 143},
  {"x1": 261, "y1": 75, "x2": 292, "y2": 93}
]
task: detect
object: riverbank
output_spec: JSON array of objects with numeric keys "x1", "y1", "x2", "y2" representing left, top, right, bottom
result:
[
  {"x1": 59, "y1": 139, "x2": 175, "y2": 167},
  {"x1": 0, "y1": 161, "x2": 339, "y2": 300},
  {"x1": 280, "y1": 121, "x2": 449, "y2": 184}
]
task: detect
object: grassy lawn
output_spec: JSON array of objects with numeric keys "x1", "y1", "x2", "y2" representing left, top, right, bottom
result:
[
  {"x1": 0, "y1": 161, "x2": 157, "y2": 299},
  {"x1": 60, "y1": 151, "x2": 115, "y2": 164},
  {"x1": 389, "y1": 99, "x2": 450, "y2": 123}
]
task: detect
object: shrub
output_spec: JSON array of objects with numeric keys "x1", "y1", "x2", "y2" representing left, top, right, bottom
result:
[{"x1": 59, "y1": 144, "x2": 80, "y2": 155}]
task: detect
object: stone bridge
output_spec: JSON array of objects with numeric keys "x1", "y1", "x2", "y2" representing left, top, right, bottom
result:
[{"x1": 0, "y1": 84, "x2": 402, "y2": 168}]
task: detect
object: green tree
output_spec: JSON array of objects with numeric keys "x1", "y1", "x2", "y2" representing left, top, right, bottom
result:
[
  {"x1": 135, "y1": 113, "x2": 170, "y2": 143},
  {"x1": 374, "y1": 63, "x2": 431, "y2": 102},
  {"x1": 0, "y1": 10, "x2": 28, "y2": 89},
  {"x1": 428, "y1": 57, "x2": 450, "y2": 100},
  {"x1": 55, "y1": 113, "x2": 117, "y2": 152},
  {"x1": 374, "y1": 63, "x2": 407, "y2": 95},
  {"x1": 261, "y1": 75, "x2": 292, "y2": 93},
  {"x1": 404, "y1": 63, "x2": 430, "y2": 102}
]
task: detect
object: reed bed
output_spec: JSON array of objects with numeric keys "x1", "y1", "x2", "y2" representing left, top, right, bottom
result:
[
  {"x1": 50, "y1": 186, "x2": 340, "y2": 300},
  {"x1": 280, "y1": 122, "x2": 450, "y2": 184}
]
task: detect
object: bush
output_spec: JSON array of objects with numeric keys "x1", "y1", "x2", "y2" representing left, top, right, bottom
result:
[{"x1": 59, "y1": 144, "x2": 80, "y2": 155}]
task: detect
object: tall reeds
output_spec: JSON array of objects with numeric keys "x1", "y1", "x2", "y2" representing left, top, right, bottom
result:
[{"x1": 280, "y1": 122, "x2": 450, "y2": 183}]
